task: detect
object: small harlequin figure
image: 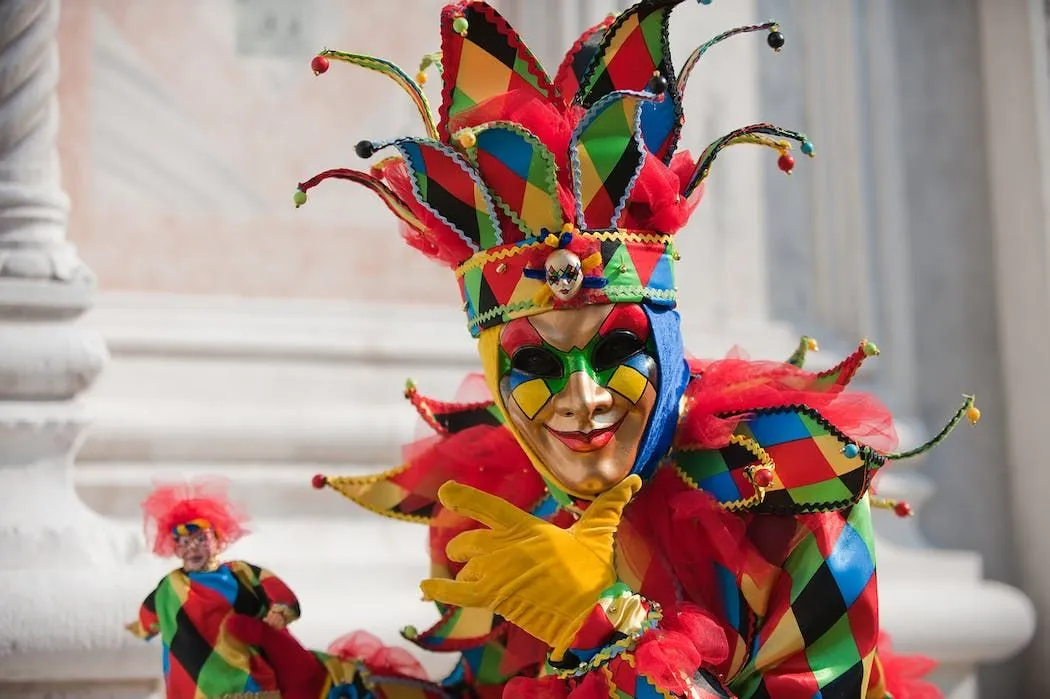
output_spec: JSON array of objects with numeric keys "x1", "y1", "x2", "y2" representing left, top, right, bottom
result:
[{"x1": 127, "y1": 479, "x2": 300, "y2": 699}]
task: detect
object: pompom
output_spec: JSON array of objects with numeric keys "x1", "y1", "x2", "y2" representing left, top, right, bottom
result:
[{"x1": 141, "y1": 478, "x2": 249, "y2": 557}]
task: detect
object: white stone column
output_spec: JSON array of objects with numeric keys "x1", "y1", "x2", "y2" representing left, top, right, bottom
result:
[
  {"x1": 0, "y1": 1, "x2": 160, "y2": 696},
  {"x1": 976, "y1": 0, "x2": 1050, "y2": 691}
]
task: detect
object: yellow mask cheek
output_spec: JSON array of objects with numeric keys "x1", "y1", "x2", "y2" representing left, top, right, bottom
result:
[
  {"x1": 510, "y1": 378, "x2": 552, "y2": 420},
  {"x1": 477, "y1": 327, "x2": 562, "y2": 492}
]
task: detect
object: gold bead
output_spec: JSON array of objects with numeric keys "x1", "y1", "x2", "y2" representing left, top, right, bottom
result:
[
  {"x1": 457, "y1": 130, "x2": 477, "y2": 148},
  {"x1": 496, "y1": 262, "x2": 507, "y2": 273}
]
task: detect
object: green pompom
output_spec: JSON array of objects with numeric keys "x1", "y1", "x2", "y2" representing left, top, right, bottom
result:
[
  {"x1": 452, "y1": 16, "x2": 469, "y2": 35},
  {"x1": 293, "y1": 190, "x2": 307, "y2": 208}
]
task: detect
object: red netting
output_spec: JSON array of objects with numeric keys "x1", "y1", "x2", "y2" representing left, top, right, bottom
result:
[
  {"x1": 678, "y1": 356, "x2": 899, "y2": 453},
  {"x1": 140, "y1": 478, "x2": 249, "y2": 557},
  {"x1": 878, "y1": 632, "x2": 942, "y2": 699},
  {"x1": 327, "y1": 630, "x2": 429, "y2": 681}
]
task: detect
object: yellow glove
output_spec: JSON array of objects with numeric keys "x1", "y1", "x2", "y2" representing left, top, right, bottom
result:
[{"x1": 420, "y1": 474, "x2": 641, "y2": 659}]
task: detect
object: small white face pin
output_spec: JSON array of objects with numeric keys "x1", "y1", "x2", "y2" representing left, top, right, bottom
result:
[{"x1": 544, "y1": 249, "x2": 583, "y2": 301}]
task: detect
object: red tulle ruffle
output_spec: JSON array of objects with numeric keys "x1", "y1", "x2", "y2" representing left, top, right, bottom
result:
[
  {"x1": 141, "y1": 477, "x2": 249, "y2": 556},
  {"x1": 620, "y1": 151, "x2": 701, "y2": 234},
  {"x1": 634, "y1": 604, "x2": 728, "y2": 694},
  {"x1": 878, "y1": 632, "x2": 942, "y2": 699},
  {"x1": 677, "y1": 356, "x2": 899, "y2": 453},
  {"x1": 327, "y1": 630, "x2": 429, "y2": 681}
]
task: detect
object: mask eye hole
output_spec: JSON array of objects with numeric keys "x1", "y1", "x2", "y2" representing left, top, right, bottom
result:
[
  {"x1": 511, "y1": 347, "x2": 564, "y2": 379},
  {"x1": 592, "y1": 330, "x2": 644, "y2": 371}
]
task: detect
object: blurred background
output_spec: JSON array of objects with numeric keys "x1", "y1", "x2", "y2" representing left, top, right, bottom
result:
[{"x1": 0, "y1": 0, "x2": 1046, "y2": 697}]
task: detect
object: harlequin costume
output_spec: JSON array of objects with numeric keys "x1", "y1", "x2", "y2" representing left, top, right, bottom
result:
[
  {"x1": 294, "y1": 2, "x2": 975, "y2": 697},
  {"x1": 127, "y1": 480, "x2": 300, "y2": 699},
  {"x1": 129, "y1": 480, "x2": 449, "y2": 699}
]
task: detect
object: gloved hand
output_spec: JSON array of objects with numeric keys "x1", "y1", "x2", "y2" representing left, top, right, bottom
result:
[{"x1": 420, "y1": 475, "x2": 641, "y2": 659}]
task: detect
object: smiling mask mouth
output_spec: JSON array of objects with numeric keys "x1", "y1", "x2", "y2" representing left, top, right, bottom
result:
[{"x1": 544, "y1": 415, "x2": 626, "y2": 452}]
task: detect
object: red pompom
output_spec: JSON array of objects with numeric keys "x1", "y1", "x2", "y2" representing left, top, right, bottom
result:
[
  {"x1": 311, "y1": 55, "x2": 329, "y2": 75},
  {"x1": 753, "y1": 468, "x2": 774, "y2": 488},
  {"x1": 778, "y1": 153, "x2": 796, "y2": 173},
  {"x1": 311, "y1": 474, "x2": 327, "y2": 490},
  {"x1": 894, "y1": 501, "x2": 914, "y2": 518}
]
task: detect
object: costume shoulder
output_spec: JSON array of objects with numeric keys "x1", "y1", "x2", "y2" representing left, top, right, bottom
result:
[
  {"x1": 317, "y1": 379, "x2": 548, "y2": 524},
  {"x1": 672, "y1": 338, "x2": 977, "y2": 514}
]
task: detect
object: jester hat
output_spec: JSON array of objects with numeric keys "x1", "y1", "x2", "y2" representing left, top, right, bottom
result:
[{"x1": 294, "y1": 0, "x2": 813, "y2": 496}]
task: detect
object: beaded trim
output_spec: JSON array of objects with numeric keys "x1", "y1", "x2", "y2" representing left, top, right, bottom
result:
[{"x1": 547, "y1": 603, "x2": 663, "y2": 680}]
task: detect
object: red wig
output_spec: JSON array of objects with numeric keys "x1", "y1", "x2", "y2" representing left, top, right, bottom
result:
[{"x1": 141, "y1": 478, "x2": 250, "y2": 557}]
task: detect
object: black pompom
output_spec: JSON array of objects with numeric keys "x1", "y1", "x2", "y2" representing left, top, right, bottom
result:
[
  {"x1": 646, "y1": 74, "x2": 668, "y2": 95},
  {"x1": 767, "y1": 31, "x2": 785, "y2": 50},
  {"x1": 355, "y1": 140, "x2": 376, "y2": 159}
]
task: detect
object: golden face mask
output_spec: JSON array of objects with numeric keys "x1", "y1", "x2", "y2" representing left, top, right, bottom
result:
[{"x1": 483, "y1": 304, "x2": 659, "y2": 497}]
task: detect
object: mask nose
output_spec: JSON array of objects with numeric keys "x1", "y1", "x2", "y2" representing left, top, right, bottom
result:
[{"x1": 552, "y1": 371, "x2": 614, "y2": 422}]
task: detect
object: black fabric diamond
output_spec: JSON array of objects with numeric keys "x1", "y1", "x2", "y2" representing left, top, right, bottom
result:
[
  {"x1": 465, "y1": 5, "x2": 517, "y2": 69},
  {"x1": 426, "y1": 179, "x2": 483, "y2": 250},
  {"x1": 168, "y1": 607, "x2": 211, "y2": 682},
  {"x1": 818, "y1": 660, "x2": 865, "y2": 699},
  {"x1": 794, "y1": 562, "x2": 848, "y2": 647}
]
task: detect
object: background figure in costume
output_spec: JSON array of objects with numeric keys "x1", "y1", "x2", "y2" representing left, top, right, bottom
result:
[
  {"x1": 129, "y1": 478, "x2": 454, "y2": 699},
  {"x1": 127, "y1": 479, "x2": 300, "y2": 699},
  {"x1": 295, "y1": 1, "x2": 971, "y2": 697}
]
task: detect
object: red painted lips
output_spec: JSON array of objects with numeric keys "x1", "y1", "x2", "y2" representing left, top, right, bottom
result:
[{"x1": 545, "y1": 417, "x2": 625, "y2": 453}]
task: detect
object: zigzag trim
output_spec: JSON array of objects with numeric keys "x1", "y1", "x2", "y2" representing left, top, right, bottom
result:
[
  {"x1": 547, "y1": 604, "x2": 663, "y2": 680},
  {"x1": 374, "y1": 137, "x2": 503, "y2": 253},
  {"x1": 464, "y1": 121, "x2": 563, "y2": 237},
  {"x1": 569, "y1": 89, "x2": 658, "y2": 229},
  {"x1": 672, "y1": 403, "x2": 885, "y2": 514},
  {"x1": 466, "y1": 286, "x2": 678, "y2": 330},
  {"x1": 455, "y1": 230, "x2": 676, "y2": 277}
]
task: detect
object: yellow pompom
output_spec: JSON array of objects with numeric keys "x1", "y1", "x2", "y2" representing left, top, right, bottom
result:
[
  {"x1": 806, "y1": 337, "x2": 819, "y2": 352},
  {"x1": 457, "y1": 130, "x2": 477, "y2": 148},
  {"x1": 561, "y1": 222, "x2": 575, "y2": 234},
  {"x1": 415, "y1": 71, "x2": 427, "y2": 85},
  {"x1": 966, "y1": 404, "x2": 981, "y2": 425},
  {"x1": 543, "y1": 233, "x2": 560, "y2": 247}
]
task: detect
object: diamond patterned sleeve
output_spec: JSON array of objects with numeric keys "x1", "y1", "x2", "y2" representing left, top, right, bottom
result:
[
  {"x1": 231, "y1": 561, "x2": 302, "y2": 623},
  {"x1": 732, "y1": 501, "x2": 882, "y2": 699},
  {"x1": 125, "y1": 584, "x2": 160, "y2": 640}
]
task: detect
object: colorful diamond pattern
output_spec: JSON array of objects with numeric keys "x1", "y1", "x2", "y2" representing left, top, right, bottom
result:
[
  {"x1": 469, "y1": 124, "x2": 562, "y2": 237},
  {"x1": 572, "y1": 92, "x2": 649, "y2": 229},
  {"x1": 439, "y1": 3, "x2": 553, "y2": 140},
  {"x1": 397, "y1": 139, "x2": 502, "y2": 252},
  {"x1": 576, "y1": 0, "x2": 686, "y2": 160},
  {"x1": 674, "y1": 407, "x2": 876, "y2": 514}
]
